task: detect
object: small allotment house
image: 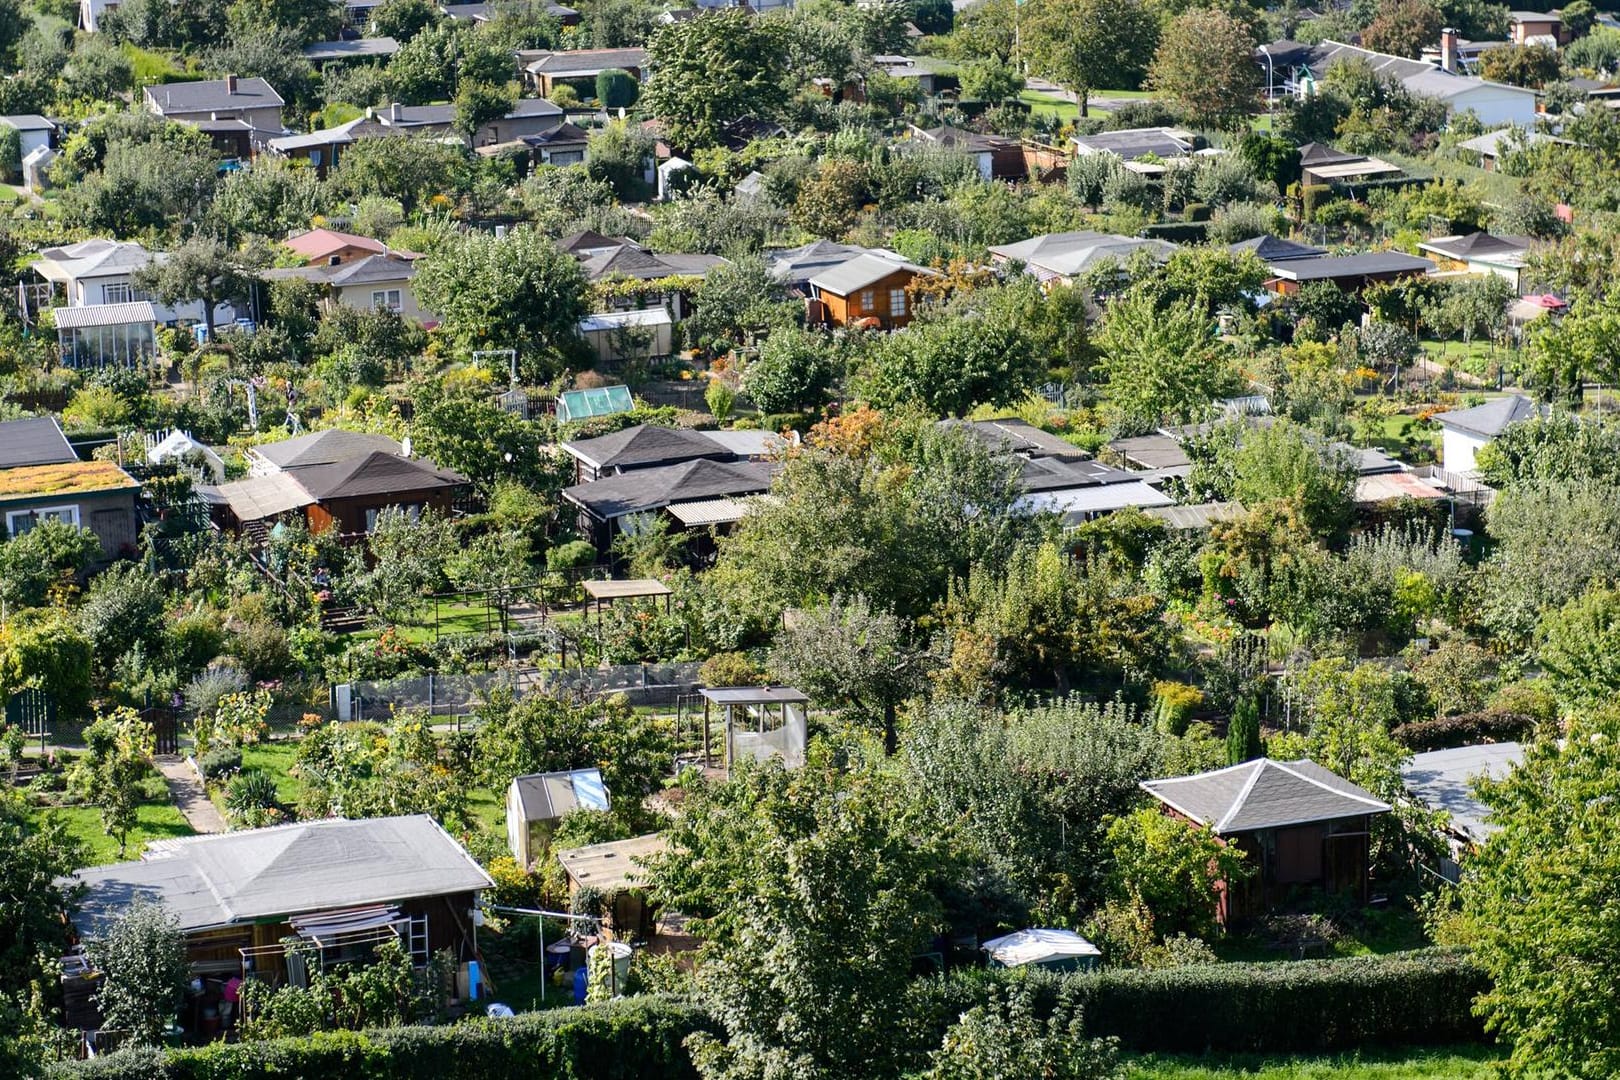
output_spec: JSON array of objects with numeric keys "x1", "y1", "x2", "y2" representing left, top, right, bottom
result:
[
  {"x1": 807, "y1": 252, "x2": 934, "y2": 330},
  {"x1": 1141, "y1": 758, "x2": 1391, "y2": 923},
  {"x1": 506, "y1": 768, "x2": 610, "y2": 868}
]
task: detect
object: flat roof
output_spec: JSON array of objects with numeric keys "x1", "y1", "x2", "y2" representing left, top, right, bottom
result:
[
  {"x1": 1269, "y1": 252, "x2": 1434, "y2": 281},
  {"x1": 0, "y1": 459, "x2": 138, "y2": 503},
  {"x1": 1400, "y1": 742, "x2": 1523, "y2": 844},
  {"x1": 581, "y1": 578, "x2": 675, "y2": 600},
  {"x1": 1355, "y1": 472, "x2": 1446, "y2": 503},
  {"x1": 666, "y1": 497, "x2": 752, "y2": 526},
  {"x1": 52, "y1": 301, "x2": 159, "y2": 329},
  {"x1": 699, "y1": 686, "x2": 810, "y2": 704},
  {"x1": 557, "y1": 833, "x2": 667, "y2": 894}
]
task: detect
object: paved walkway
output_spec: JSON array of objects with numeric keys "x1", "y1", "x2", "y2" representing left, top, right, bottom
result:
[{"x1": 153, "y1": 755, "x2": 228, "y2": 834}]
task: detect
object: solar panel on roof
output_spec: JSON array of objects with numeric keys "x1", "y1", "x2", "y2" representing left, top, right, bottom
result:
[{"x1": 557, "y1": 384, "x2": 634, "y2": 422}]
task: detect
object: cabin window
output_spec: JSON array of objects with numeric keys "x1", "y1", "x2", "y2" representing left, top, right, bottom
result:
[
  {"x1": 7, "y1": 504, "x2": 80, "y2": 536},
  {"x1": 858, "y1": 289, "x2": 874, "y2": 312},
  {"x1": 371, "y1": 289, "x2": 402, "y2": 312},
  {"x1": 889, "y1": 288, "x2": 906, "y2": 317}
]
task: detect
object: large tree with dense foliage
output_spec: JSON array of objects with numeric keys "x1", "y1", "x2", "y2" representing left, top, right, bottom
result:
[
  {"x1": 1361, "y1": 0, "x2": 1445, "y2": 59},
  {"x1": 1459, "y1": 708, "x2": 1620, "y2": 1078},
  {"x1": 134, "y1": 235, "x2": 256, "y2": 343},
  {"x1": 1096, "y1": 289, "x2": 1234, "y2": 430},
  {"x1": 1148, "y1": 8, "x2": 1262, "y2": 132},
  {"x1": 650, "y1": 757, "x2": 941, "y2": 1080},
  {"x1": 864, "y1": 301, "x2": 1042, "y2": 417},
  {"x1": 414, "y1": 226, "x2": 589, "y2": 378},
  {"x1": 641, "y1": 10, "x2": 790, "y2": 150},
  {"x1": 1022, "y1": 0, "x2": 1159, "y2": 115}
]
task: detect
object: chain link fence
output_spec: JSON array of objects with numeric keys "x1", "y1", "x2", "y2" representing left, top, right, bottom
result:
[{"x1": 333, "y1": 661, "x2": 705, "y2": 721}]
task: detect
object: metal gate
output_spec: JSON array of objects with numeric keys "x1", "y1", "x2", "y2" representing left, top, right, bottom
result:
[
  {"x1": 5, "y1": 688, "x2": 54, "y2": 743},
  {"x1": 141, "y1": 706, "x2": 179, "y2": 756}
]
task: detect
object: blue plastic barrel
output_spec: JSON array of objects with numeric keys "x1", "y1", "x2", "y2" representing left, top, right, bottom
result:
[{"x1": 572, "y1": 965, "x2": 588, "y2": 1004}]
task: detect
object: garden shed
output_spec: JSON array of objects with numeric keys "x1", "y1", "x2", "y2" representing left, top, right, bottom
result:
[
  {"x1": 557, "y1": 832, "x2": 668, "y2": 942},
  {"x1": 1141, "y1": 758, "x2": 1391, "y2": 923},
  {"x1": 698, "y1": 686, "x2": 810, "y2": 771},
  {"x1": 505, "y1": 768, "x2": 610, "y2": 867}
]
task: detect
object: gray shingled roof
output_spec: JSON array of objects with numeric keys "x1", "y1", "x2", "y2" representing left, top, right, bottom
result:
[
  {"x1": 1418, "y1": 232, "x2": 1531, "y2": 261},
  {"x1": 1018, "y1": 455, "x2": 1138, "y2": 493},
  {"x1": 146, "y1": 77, "x2": 284, "y2": 114},
  {"x1": 253, "y1": 430, "x2": 401, "y2": 470},
  {"x1": 0, "y1": 416, "x2": 77, "y2": 469},
  {"x1": 562, "y1": 423, "x2": 732, "y2": 472},
  {"x1": 1400, "y1": 742, "x2": 1522, "y2": 844},
  {"x1": 808, "y1": 252, "x2": 931, "y2": 295},
  {"x1": 1228, "y1": 235, "x2": 1328, "y2": 262},
  {"x1": 292, "y1": 450, "x2": 466, "y2": 500},
  {"x1": 71, "y1": 815, "x2": 494, "y2": 939},
  {"x1": 1141, "y1": 758, "x2": 1391, "y2": 835},
  {"x1": 942, "y1": 417, "x2": 1087, "y2": 459},
  {"x1": 1431, "y1": 394, "x2": 1542, "y2": 438},
  {"x1": 525, "y1": 47, "x2": 646, "y2": 75},
  {"x1": 563, "y1": 458, "x2": 774, "y2": 519},
  {"x1": 303, "y1": 37, "x2": 400, "y2": 60}
]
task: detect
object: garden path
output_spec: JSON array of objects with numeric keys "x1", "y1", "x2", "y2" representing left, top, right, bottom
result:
[{"x1": 153, "y1": 755, "x2": 227, "y2": 834}]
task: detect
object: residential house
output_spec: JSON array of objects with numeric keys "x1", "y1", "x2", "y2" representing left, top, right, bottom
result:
[
  {"x1": 521, "y1": 48, "x2": 648, "y2": 97},
  {"x1": 1258, "y1": 39, "x2": 1538, "y2": 126},
  {"x1": 571, "y1": 238, "x2": 727, "y2": 319},
  {"x1": 1401, "y1": 742, "x2": 1524, "y2": 880},
  {"x1": 31, "y1": 238, "x2": 225, "y2": 323},
  {"x1": 206, "y1": 431, "x2": 466, "y2": 539},
  {"x1": 907, "y1": 124, "x2": 1025, "y2": 181},
  {"x1": 372, "y1": 98, "x2": 565, "y2": 147},
  {"x1": 988, "y1": 230, "x2": 1177, "y2": 287},
  {"x1": 1418, "y1": 230, "x2": 1531, "y2": 290},
  {"x1": 301, "y1": 36, "x2": 401, "y2": 68},
  {"x1": 1263, "y1": 251, "x2": 1434, "y2": 295},
  {"x1": 1141, "y1": 758, "x2": 1392, "y2": 922},
  {"x1": 0, "y1": 418, "x2": 138, "y2": 558},
  {"x1": 266, "y1": 116, "x2": 394, "y2": 179},
  {"x1": 0, "y1": 114, "x2": 54, "y2": 163},
  {"x1": 281, "y1": 228, "x2": 394, "y2": 266},
  {"x1": 68, "y1": 815, "x2": 494, "y2": 1032},
  {"x1": 143, "y1": 76, "x2": 287, "y2": 151},
  {"x1": 506, "y1": 768, "x2": 609, "y2": 867},
  {"x1": 1507, "y1": 10, "x2": 1562, "y2": 45},
  {"x1": 261, "y1": 254, "x2": 429, "y2": 320},
  {"x1": 477, "y1": 122, "x2": 591, "y2": 173},
  {"x1": 1431, "y1": 393, "x2": 1542, "y2": 472},
  {"x1": 806, "y1": 252, "x2": 934, "y2": 329}
]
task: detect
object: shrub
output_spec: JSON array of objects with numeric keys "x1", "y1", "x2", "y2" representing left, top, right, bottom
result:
[
  {"x1": 196, "y1": 746, "x2": 242, "y2": 781},
  {"x1": 547, "y1": 541, "x2": 599, "y2": 573},
  {"x1": 52, "y1": 996, "x2": 714, "y2": 1080},
  {"x1": 224, "y1": 770, "x2": 280, "y2": 827},
  {"x1": 596, "y1": 68, "x2": 639, "y2": 110},
  {"x1": 698, "y1": 651, "x2": 759, "y2": 687},
  {"x1": 1391, "y1": 709, "x2": 1535, "y2": 752}
]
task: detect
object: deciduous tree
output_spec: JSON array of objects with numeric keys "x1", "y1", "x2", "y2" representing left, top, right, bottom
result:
[
  {"x1": 641, "y1": 10, "x2": 790, "y2": 150},
  {"x1": 1022, "y1": 0, "x2": 1159, "y2": 115},
  {"x1": 1148, "y1": 7, "x2": 1262, "y2": 132}
]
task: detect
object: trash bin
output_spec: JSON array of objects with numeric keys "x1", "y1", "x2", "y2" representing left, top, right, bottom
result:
[
  {"x1": 587, "y1": 942, "x2": 633, "y2": 998},
  {"x1": 572, "y1": 964, "x2": 588, "y2": 1005}
]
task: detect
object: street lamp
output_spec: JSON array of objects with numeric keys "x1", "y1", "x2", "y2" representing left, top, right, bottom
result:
[{"x1": 1258, "y1": 45, "x2": 1275, "y2": 122}]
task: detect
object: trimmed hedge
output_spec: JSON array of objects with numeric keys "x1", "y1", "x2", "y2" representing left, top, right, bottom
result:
[
  {"x1": 1392, "y1": 710, "x2": 1534, "y2": 752},
  {"x1": 53, "y1": 997, "x2": 713, "y2": 1080},
  {"x1": 910, "y1": 948, "x2": 1487, "y2": 1056}
]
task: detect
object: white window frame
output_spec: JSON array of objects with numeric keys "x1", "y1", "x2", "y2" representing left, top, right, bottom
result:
[
  {"x1": 7, "y1": 504, "x2": 80, "y2": 536},
  {"x1": 889, "y1": 288, "x2": 907, "y2": 317},
  {"x1": 103, "y1": 281, "x2": 134, "y2": 304},
  {"x1": 857, "y1": 289, "x2": 874, "y2": 312},
  {"x1": 371, "y1": 289, "x2": 402, "y2": 312}
]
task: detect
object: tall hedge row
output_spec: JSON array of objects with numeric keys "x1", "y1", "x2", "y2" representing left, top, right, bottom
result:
[
  {"x1": 54, "y1": 950, "x2": 1488, "y2": 1077},
  {"x1": 52, "y1": 997, "x2": 713, "y2": 1080},
  {"x1": 911, "y1": 947, "x2": 1488, "y2": 1056}
]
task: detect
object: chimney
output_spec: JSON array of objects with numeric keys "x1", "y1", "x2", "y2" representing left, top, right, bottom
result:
[
  {"x1": 1439, "y1": 28, "x2": 1458, "y2": 74},
  {"x1": 365, "y1": 106, "x2": 374, "y2": 120},
  {"x1": 225, "y1": 73, "x2": 238, "y2": 95},
  {"x1": 389, "y1": 102, "x2": 403, "y2": 122}
]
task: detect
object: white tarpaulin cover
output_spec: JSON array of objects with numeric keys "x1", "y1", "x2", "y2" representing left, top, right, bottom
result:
[{"x1": 981, "y1": 928, "x2": 1101, "y2": 968}]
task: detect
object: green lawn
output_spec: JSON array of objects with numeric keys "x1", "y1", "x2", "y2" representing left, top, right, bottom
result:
[
  {"x1": 45, "y1": 791, "x2": 194, "y2": 865},
  {"x1": 1021, "y1": 89, "x2": 1078, "y2": 120},
  {"x1": 1126, "y1": 1046, "x2": 1500, "y2": 1079}
]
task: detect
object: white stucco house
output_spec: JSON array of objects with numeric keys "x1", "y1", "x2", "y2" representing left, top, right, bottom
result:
[{"x1": 1431, "y1": 394, "x2": 1542, "y2": 473}]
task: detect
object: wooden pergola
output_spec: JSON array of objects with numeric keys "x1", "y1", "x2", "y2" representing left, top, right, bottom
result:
[{"x1": 581, "y1": 578, "x2": 673, "y2": 624}]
